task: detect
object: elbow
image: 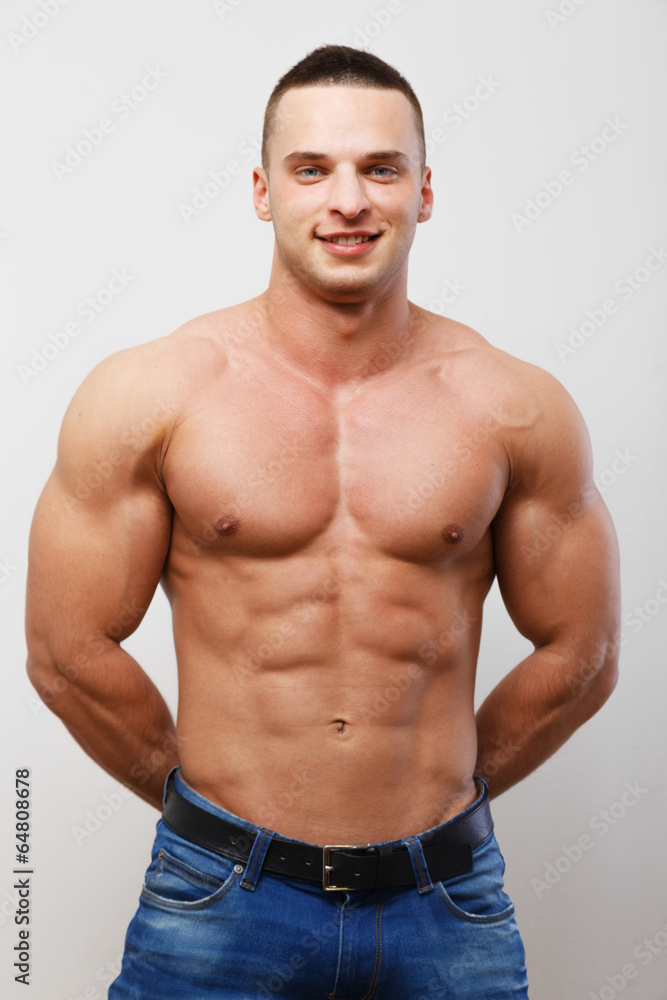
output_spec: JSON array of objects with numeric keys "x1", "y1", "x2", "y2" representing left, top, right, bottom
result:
[
  {"x1": 569, "y1": 643, "x2": 620, "y2": 721},
  {"x1": 26, "y1": 649, "x2": 62, "y2": 708},
  {"x1": 588, "y1": 657, "x2": 619, "y2": 714},
  {"x1": 25, "y1": 631, "x2": 80, "y2": 711}
]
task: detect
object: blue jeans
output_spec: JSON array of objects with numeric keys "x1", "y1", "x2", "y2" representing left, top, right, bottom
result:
[{"x1": 109, "y1": 769, "x2": 529, "y2": 998}]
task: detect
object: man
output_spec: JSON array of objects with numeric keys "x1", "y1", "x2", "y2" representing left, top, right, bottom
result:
[{"x1": 26, "y1": 45, "x2": 620, "y2": 998}]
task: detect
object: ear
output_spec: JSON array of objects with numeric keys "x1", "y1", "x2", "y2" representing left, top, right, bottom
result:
[
  {"x1": 417, "y1": 166, "x2": 433, "y2": 223},
  {"x1": 253, "y1": 167, "x2": 272, "y2": 222}
]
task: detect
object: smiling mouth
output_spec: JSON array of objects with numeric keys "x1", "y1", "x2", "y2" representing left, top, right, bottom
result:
[{"x1": 317, "y1": 234, "x2": 380, "y2": 246}]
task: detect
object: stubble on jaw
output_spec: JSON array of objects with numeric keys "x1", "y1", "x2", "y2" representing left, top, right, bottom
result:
[{"x1": 272, "y1": 223, "x2": 419, "y2": 306}]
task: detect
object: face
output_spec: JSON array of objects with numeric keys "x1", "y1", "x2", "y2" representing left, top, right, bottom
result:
[{"x1": 253, "y1": 86, "x2": 432, "y2": 304}]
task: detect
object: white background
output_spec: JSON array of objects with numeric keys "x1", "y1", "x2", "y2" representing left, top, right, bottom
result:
[{"x1": 1, "y1": 0, "x2": 666, "y2": 997}]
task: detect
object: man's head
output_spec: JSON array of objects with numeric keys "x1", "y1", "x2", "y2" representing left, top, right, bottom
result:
[
  {"x1": 254, "y1": 46, "x2": 432, "y2": 305},
  {"x1": 261, "y1": 45, "x2": 426, "y2": 171}
]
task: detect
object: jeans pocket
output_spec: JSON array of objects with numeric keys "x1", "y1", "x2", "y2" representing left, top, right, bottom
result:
[
  {"x1": 141, "y1": 848, "x2": 241, "y2": 911},
  {"x1": 434, "y1": 835, "x2": 516, "y2": 925},
  {"x1": 435, "y1": 880, "x2": 515, "y2": 924}
]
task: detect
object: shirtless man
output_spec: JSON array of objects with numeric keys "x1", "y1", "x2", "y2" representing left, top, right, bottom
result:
[{"x1": 25, "y1": 46, "x2": 620, "y2": 998}]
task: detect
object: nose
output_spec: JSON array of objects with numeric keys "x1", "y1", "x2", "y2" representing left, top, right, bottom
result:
[{"x1": 326, "y1": 167, "x2": 371, "y2": 219}]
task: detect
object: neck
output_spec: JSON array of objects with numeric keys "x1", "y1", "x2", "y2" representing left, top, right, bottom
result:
[{"x1": 256, "y1": 259, "x2": 418, "y2": 390}]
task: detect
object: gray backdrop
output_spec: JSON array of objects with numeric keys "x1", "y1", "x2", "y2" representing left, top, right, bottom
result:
[{"x1": 2, "y1": 0, "x2": 666, "y2": 997}]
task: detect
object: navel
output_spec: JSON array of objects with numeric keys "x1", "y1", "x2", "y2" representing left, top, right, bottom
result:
[
  {"x1": 441, "y1": 524, "x2": 465, "y2": 544},
  {"x1": 214, "y1": 514, "x2": 240, "y2": 536}
]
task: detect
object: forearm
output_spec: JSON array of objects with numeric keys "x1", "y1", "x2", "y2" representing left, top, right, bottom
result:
[
  {"x1": 27, "y1": 642, "x2": 178, "y2": 810},
  {"x1": 475, "y1": 640, "x2": 619, "y2": 797}
]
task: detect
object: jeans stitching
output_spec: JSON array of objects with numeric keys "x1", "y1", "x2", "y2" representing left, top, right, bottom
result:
[
  {"x1": 406, "y1": 837, "x2": 429, "y2": 890},
  {"x1": 153, "y1": 852, "x2": 225, "y2": 892},
  {"x1": 328, "y1": 894, "x2": 347, "y2": 999},
  {"x1": 434, "y1": 882, "x2": 515, "y2": 925},
  {"x1": 359, "y1": 892, "x2": 386, "y2": 999},
  {"x1": 140, "y1": 866, "x2": 242, "y2": 912}
]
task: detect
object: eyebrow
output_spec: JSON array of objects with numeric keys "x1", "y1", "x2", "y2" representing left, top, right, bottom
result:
[{"x1": 283, "y1": 150, "x2": 410, "y2": 165}]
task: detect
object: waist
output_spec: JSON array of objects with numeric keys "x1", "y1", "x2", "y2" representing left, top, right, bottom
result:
[
  {"x1": 176, "y1": 716, "x2": 479, "y2": 843},
  {"x1": 162, "y1": 767, "x2": 494, "y2": 892}
]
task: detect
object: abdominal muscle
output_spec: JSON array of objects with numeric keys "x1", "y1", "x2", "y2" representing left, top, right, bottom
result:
[{"x1": 168, "y1": 545, "x2": 486, "y2": 845}]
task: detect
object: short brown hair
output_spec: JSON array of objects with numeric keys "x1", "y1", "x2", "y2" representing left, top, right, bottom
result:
[{"x1": 261, "y1": 45, "x2": 426, "y2": 169}]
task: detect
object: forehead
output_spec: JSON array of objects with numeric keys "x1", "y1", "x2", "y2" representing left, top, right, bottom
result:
[{"x1": 271, "y1": 85, "x2": 421, "y2": 162}]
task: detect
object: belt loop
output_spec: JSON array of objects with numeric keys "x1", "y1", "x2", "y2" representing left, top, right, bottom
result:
[
  {"x1": 240, "y1": 828, "x2": 274, "y2": 892},
  {"x1": 162, "y1": 765, "x2": 180, "y2": 809},
  {"x1": 402, "y1": 836, "x2": 434, "y2": 895}
]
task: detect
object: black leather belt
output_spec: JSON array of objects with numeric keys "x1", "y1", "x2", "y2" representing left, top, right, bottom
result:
[{"x1": 162, "y1": 778, "x2": 493, "y2": 891}]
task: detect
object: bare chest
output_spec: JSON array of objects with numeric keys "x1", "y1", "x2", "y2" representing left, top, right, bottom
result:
[{"x1": 163, "y1": 360, "x2": 509, "y2": 563}]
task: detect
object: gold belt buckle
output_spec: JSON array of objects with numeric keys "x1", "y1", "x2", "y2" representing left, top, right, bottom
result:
[{"x1": 322, "y1": 843, "x2": 371, "y2": 891}]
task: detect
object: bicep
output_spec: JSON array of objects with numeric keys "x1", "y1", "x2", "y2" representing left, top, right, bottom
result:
[
  {"x1": 493, "y1": 489, "x2": 620, "y2": 650},
  {"x1": 26, "y1": 364, "x2": 174, "y2": 668},
  {"x1": 27, "y1": 470, "x2": 172, "y2": 657},
  {"x1": 492, "y1": 378, "x2": 620, "y2": 651}
]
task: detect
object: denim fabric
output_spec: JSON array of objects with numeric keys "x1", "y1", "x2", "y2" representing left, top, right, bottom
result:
[{"x1": 109, "y1": 769, "x2": 529, "y2": 998}]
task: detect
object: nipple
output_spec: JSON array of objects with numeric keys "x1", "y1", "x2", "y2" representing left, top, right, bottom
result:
[
  {"x1": 214, "y1": 514, "x2": 239, "y2": 536},
  {"x1": 441, "y1": 524, "x2": 464, "y2": 544}
]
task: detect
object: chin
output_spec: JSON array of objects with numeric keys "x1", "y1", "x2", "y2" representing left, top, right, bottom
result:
[
  {"x1": 313, "y1": 280, "x2": 379, "y2": 303},
  {"x1": 307, "y1": 261, "x2": 402, "y2": 304}
]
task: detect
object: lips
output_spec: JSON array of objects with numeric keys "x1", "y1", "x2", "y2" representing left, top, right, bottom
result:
[{"x1": 316, "y1": 232, "x2": 381, "y2": 256}]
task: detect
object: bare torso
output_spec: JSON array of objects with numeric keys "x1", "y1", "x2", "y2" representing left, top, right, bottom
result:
[{"x1": 155, "y1": 298, "x2": 516, "y2": 844}]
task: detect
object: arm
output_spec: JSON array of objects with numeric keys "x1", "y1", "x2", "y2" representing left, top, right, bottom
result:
[
  {"x1": 25, "y1": 350, "x2": 179, "y2": 809},
  {"x1": 475, "y1": 371, "x2": 621, "y2": 797}
]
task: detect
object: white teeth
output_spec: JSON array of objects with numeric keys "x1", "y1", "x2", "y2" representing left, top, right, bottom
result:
[{"x1": 326, "y1": 235, "x2": 372, "y2": 245}]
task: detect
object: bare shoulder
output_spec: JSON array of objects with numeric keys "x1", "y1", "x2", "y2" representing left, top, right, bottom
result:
[
  {"x1": 416, "y1": 307, "x2": 593, "y2": 484},
  {"x1": 64, "y1": 298, "x2": 263, "y2": 417},
  {"x1": 421, "y1": 308, "x2": 584, "y2": 417},
  {"x1": 57, "y1": 298, "x2": 263, "y2": 485}
]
